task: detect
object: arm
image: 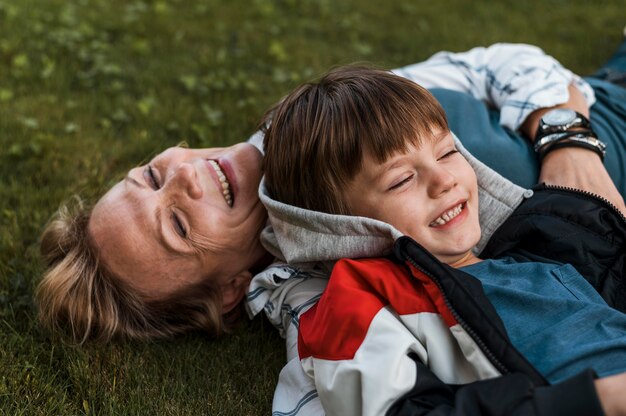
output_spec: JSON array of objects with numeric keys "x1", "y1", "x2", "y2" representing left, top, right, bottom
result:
[
  {"x1": 387, "y1": 359, "x2": 605, "y2": 416},
  {"x1": 391, "y1": 363, "x2": 626, "y2": 416},
  {"x1": 392, "y1": 43, "x2": 595, "y2": 131},
  {"x1": 521, "y1": 85, "x2": 626, "y2": 215}
]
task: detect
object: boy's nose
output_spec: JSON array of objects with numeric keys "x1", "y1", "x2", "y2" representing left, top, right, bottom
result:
[
  {"x1": 427, "y1": 167, "x2": 456, "y2": 198},
  {"x1": 167, "y1": 162, "x2": 203, "y2": 200}
]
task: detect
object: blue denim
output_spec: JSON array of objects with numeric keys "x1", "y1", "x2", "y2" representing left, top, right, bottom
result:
[
  {"x1": 461, "y1": 257, "x2": 626, "y2": 383},
  {"x1": 592, "y1": 36, "x2": 626, "y2": 87}
]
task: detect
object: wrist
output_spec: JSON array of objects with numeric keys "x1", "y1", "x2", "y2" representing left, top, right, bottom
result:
[
  {"x1": 522, "y1": 84, "x2": 590, "y2": 142},
  {"x1": 541, "y1": 145, "x2": 604, "y2": 167}
]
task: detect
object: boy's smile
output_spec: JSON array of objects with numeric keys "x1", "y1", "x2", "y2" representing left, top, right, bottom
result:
[
  {"x1": 429, "y1": 201, "x2": 466, "y2": 227},
  {"x1": 344, "y1": 130, "x2": 481, "y2": 267}
]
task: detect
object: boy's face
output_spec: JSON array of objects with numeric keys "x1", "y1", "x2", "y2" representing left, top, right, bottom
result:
[{"x1": 345, "y1": 130, "x2": 481, "y2": 266}]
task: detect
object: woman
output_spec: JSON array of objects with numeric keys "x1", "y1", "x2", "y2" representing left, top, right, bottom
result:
[
  {"x1": 37, "y1": 40, "x2": 626, "y2": 347},
  {"x1": 38, "y1": 142, "x2": 270, "y2": 342}
]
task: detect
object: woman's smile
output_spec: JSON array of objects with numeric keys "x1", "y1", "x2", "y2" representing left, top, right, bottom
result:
[{"x1": 207, "y1": 159, "x2": 234, "y2": 207}]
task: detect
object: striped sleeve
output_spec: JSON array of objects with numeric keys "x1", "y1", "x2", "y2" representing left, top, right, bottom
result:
[{"x1": 392, "y1": 43, "x2": 596, "y2": 131}]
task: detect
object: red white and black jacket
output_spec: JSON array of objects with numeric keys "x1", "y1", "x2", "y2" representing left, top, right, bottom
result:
[{"x1": 297, "y1": 185, "x2": 626, "y2": 416}]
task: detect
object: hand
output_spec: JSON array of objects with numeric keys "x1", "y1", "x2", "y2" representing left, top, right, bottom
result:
[
  {"x1": 539, "y1": 147, "x2": 626, "y2": 217},
  {"x1": 595, "y1": 372, "x2": 626, "y2": 416}
]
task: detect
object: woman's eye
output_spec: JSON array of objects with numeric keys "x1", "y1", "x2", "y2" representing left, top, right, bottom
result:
[
  {"x1": 146, "y1": 165, "x2": 160, "y2": 189},
  {"x1": 172, "y1": 213, "x2": 187, "y2": 238},
  {"x1": 389, "y1": 175, "x2": 414, "y2": 190}
]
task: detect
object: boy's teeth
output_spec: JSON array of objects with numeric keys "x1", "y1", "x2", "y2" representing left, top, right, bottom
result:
[
  {"x1": 430, "y1": 203, "x2": 463, "y2": 227},
  {"x1": 208, "y1": 160, "x2": 233, "y2": 206}
]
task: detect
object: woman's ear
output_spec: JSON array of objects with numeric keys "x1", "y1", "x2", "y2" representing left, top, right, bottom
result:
[{"x1": 220, "y1": 270, "x2": 253, "y2": 314}]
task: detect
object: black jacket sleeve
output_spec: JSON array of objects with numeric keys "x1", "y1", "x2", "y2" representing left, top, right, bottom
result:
[{"x1": 387, "y1": 356, "x2": 604, "y2": 416}]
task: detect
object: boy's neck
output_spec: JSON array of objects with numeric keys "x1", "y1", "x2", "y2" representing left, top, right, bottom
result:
[{"x1": 449, "y1": 252, "x2": 482, "y2": 268}]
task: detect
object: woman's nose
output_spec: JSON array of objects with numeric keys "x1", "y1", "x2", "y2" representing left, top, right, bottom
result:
[
  {"x1": 167, "y1": 163, "x2": 203, "y2": 200},
  {"x1": 427, "y1": 166, "x2": 456, "y2": 198}
]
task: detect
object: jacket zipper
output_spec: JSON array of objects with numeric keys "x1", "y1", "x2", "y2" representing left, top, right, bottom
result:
[
  {"x1": 403, "y1": 254, "x2": 511, "y2": 376},
  {"x1": 543, "y1": 184, "x2": 626, "y2": 224}
]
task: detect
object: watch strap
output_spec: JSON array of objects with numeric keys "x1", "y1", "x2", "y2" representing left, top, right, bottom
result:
[
  {"x1": 534, "y1": 130, "x2": 598, "y2": 153},
  {"x1": 535, "y1": 133, "x2": 607, "y2": 162}
]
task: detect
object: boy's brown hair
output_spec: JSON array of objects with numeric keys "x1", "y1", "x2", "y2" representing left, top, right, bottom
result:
[{"x1": 263, "y1": 66, "x2": 449, "y2": 215}]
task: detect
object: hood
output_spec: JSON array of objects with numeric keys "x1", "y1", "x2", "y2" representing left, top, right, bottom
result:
[{"x1": 259, "y1": 135, "x2": 528, "y2": 267}]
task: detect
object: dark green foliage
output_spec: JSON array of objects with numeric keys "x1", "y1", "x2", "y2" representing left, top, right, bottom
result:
[{"x1": 0, "y1": 0, "x2": 622, "y2": 413}]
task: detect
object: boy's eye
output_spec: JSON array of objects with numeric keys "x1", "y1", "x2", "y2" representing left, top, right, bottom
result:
[
  {"x1": 388, "y1": 174, "x2": 414, "y2": 190},
  {"x1": 145, "y1": 165, "x2": 161, "y2": 189},
  {"x1": 440, "y1": 149, "x2": 458, "y2": 160},
  {"x1": 172, "y1": 213, "x2": 187, "y2": 238}
]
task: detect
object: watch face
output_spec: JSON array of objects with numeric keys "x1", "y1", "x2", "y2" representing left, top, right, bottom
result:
[{"x1": 543, "y1": 109, "x2": 576, "y2": 126}]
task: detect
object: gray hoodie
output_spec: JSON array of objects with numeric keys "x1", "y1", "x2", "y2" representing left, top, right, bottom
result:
[{"x1": 261, "y1": 135, "x2": 527, "y2": 264}]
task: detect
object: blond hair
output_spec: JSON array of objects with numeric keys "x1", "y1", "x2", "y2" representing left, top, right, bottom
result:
[
  {"x1": 263, "y1": 66, "x2": 448, "y2": 215},
  {"x1": 37, "y1": 196, "x2": 227, "y2": 344}
]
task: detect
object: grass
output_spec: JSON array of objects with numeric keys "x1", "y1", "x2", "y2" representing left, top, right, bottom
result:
[{"x1": 0, "y1": 0, "x2": 623, "y2": 413}]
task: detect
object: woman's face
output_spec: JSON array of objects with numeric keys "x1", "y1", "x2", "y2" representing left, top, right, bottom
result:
[{"x1": 89, "y1": 143, "x2": 268, "y2": 310}]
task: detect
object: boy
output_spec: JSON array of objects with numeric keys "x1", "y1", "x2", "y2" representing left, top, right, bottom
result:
[{"x1": 261, "y1": 67, "x2": 626, "y2": 415}]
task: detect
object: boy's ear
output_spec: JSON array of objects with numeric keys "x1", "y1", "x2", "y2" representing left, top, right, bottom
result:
[{"x1": 220, "y1": 270, "x2": 253, "y2": 314}]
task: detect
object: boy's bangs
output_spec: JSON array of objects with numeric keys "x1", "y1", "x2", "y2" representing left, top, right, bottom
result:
[{"x1": 362, "y1": 86, "x2": 449, "y2": 165}]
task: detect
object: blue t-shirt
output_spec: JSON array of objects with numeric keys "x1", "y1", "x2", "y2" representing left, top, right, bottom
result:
[{"x1": 461, "y1": 257, "x2": 626, "y2": 382}]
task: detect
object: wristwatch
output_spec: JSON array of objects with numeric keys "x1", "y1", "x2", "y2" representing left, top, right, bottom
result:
[
  {"x1": 533, "y1": 108, "x2": 606, "y2": 162},
  {"x1": 535, "y1": 108, "x2": 591, "y2": 140}
]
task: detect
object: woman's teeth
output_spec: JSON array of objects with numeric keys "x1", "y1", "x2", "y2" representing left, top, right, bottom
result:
[
  {"x1": 208, "y1": 160, "x2": 233, "y2": 206},
  {"x1": 430, "y1": 203, "x2": 463, "y2": 227}
]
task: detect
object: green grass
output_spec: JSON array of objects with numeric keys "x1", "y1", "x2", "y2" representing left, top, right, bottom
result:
[{"x1": 0, "y1": 0, "x2": 623, "y2": 413}]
